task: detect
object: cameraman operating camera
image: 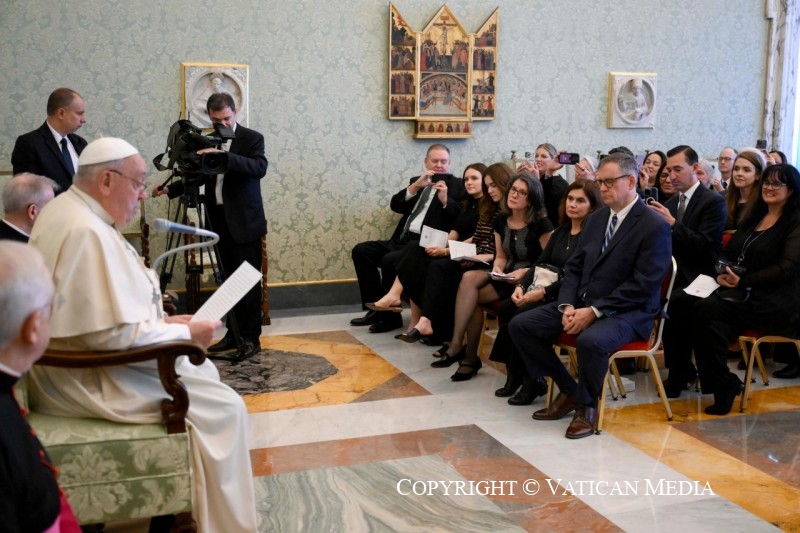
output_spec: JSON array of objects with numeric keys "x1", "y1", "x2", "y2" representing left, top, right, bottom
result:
[{"x1": 153, "y1": 92, "x2": 268, "y2": 356}]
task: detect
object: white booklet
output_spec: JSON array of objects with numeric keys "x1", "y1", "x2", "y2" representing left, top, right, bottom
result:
[
  {"x1": 190, "y1": 262, "x2": 263, "y2": 322},
  {"x1": 419, "y1": 225, "x2": 449, "y2": 249},
  {"x1": 683, "y1": 274, "x2": 720, "y2": 298},
  {"x1": 448, "y1": 240, "x2": 490, "y2": 265},
  {"x1": 489, "y1": 271, "x2": 515, "y2": 281}
]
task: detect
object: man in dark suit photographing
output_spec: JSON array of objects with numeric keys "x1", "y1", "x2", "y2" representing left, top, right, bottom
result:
[
  {"x1": 12, "y1": 88, "x2": 88, "y2": 192},
  {"x1": 510, "y1": 152, "x2": 672, "y2": 439},
  {"x1": 350, "y1": 144, "x2": 464, "y2": 333},
  {"x1": 155, "y1": 92, "x2": 268, "y2": 357}
]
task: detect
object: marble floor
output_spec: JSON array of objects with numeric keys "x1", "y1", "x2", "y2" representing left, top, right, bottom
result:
[{"x1": 110, "y1": 308, "x2": 800, "y2": 532}]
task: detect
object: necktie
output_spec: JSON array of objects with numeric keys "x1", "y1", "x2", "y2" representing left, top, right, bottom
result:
[
  {"x1": 601, "y1": 214, "x2": 618, "y2": 253},
  {"x1": 676, "y1": 194, "x2": 686, "y2": 223},
  {"x1": 60, "y1": 138, "x2": 75, "y2": 176},
  {"x1": 401, "y1": 186, "x2": 433, "y2": 238},
  {"x1": 722, "y1": 180, "x2": 728, "y2": 190}
]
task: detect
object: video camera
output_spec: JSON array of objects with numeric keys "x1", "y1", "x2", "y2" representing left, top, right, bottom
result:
[{"x1": 153, "y1": 119, "x2": 235, "y2": 177}]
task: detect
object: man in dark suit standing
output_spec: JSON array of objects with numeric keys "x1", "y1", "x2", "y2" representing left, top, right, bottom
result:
[
  {"x1": 350, "y1": 144, "x2": 464, "y2": 333},
  {"x1": 0, "y1": 173, "x2": 59, "y2": 242},
  {"x1": 155, "y1": 92, "x2": 267, "y2": 358},
  {"x1": 649, "y1": 145, "x2": 727, "y2": 397},
  {"x1": 11, "y1": 88, "x2": 88, "y2": 192},
  {"x1": 509, "y1": 152, "x2": 672, "y2": 439}
]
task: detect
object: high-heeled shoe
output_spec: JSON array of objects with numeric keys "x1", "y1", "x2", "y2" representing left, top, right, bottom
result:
[
  {"x1": 508, "y1": 378, "x2": 548, "y2": 405},
  {"x1": 494, "y1": 373, "x2": 522, "y2": 397},
  {"x1": 432, "y1": 342, "x2": 450, "y2": 358},
  {"x1": 451, "y1": 359, "x2": 482, "y2": 381},
  {"x1": 431, "y1": 346, "x2": 466, "y2": 368},
  {"x1": 704, "y1": 377, "x2": 744, "y2": 415},
  {"x1": 366, "y1": 301, "x2": 403, "y2": 313}
]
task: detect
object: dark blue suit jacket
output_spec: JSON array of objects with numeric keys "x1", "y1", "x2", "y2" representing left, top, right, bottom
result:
[
  {"x1": 11, "y1": 122, "x2": 87, "y2": 192},
  {"x1": 558, "y1": 199, "x2": 672, "y2": 339},
  {"x1": 664, "y1": 184, "x2": 727, "y2": 287}
]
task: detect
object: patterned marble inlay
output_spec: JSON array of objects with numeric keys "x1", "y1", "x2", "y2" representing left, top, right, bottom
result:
[
  {"x1": 676, "y1": 409, "x2": 800, "y2": 490},
  {"x1": 255, "y1": 455, "x2": 525, "y2": 533},
  {"x1": 223, "y1": 333, "x2": 429, "y2": 413},
  {"x1": 214, "y1": 349, "x2": 338, "y2": 395},
  {"x1": 250, "y1": 425, "x2": 621, "y2": 532}
]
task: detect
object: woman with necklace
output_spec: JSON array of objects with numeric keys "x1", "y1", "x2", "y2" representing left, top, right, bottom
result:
[
  {"x1": 493, "y1": 181, "x2": 602, "y2": 404},
  {"x1": 433, "y1": 172, "x2": 553, "y2": 382},
  {"x1": 691, "y1": 164, "x2": 800, "y2": 415}
]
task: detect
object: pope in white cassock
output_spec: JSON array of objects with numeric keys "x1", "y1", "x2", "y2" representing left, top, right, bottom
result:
[{"x1": 28, "y1": 137, "x2": 258, "y2": 533}]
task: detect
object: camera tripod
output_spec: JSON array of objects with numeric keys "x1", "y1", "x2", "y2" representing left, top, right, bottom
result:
[{"x1": 158, "y1": 174, "x2": 257, "y2": 362}]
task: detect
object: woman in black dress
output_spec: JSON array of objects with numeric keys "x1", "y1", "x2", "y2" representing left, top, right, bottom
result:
[
  {"x1": 492, "y1": 180, "x2": 602, "y2": 403},
  {"x1": 436, "y1": 172, "x2": 554, "y2": 381},
  {"x1": 395, "y1": 163, "x2": 512, "y2": 345}
]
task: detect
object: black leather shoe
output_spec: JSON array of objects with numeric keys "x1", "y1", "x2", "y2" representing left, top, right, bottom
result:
[
  {"x1": 451, "y1": 359, "x2": 482, "y2": 381},
  {"x1": 663, "y1": 369, "x2": 697, "y2": 399},
  {"x1": 495, "y1": 373, "x2": 522, "y2": 397},
  {"x1": 369, "y1": 317, "x2": 403, "y2": 333},
  {"x1": 773, "y1": 364, "x2": 800, "y2": 379},
  {"x1": 208, "y1": 336, "x2": 236, "y2": 353},
  {"x1": 431, "y1": 346, "x2": 466, "y2": 368},
  {"x1": 704, "y1": 376, "x2": 743, "y2": 415},
  {"x1": 351, "y1": 310, "x2": 380, "y2": 326},
  {"x1": 397, "y1": 328, "x2": 423, "y2": 343},
  {"x1": 508, "y1": 378, "x2": 548, "y2": 406},
  {"x1": 532, "y1": 393, "x2": 578, "y2": 420}
]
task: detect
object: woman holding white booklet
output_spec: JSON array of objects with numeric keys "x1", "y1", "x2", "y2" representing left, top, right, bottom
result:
[
  {"x1": 372, "y1": 163, "x2": 509, "y2": 347},
  {"x1": 435, "y1": 172, "x2": 553, "y2": 382}
]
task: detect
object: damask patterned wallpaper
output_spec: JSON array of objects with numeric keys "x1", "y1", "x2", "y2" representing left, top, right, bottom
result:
[{"x1": 0, "y1": 0, "x2": 767, "y2": 284}]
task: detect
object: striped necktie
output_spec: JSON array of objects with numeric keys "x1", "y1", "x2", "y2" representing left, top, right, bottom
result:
[{"x1": 601, "y1": 214, "x2": 618, "y2": 253}]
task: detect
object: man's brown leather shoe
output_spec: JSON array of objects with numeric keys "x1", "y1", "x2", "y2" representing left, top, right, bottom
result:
[
  {"x1": 532, "y1": 393, "x2": 578, "y2": 420},
  {"x1": 565, "y1": 406, "x2": 598, "y2": 439}
]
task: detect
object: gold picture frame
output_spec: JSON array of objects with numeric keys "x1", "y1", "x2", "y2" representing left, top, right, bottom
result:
[
  {"x1": 607, "y1": 71, "x2": 657, "y2": 129},
  {"x1": 181, "y1": 62, "x2": 249, "y2": 129}
]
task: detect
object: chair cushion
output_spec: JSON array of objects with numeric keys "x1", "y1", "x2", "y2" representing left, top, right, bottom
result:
[{"x1": 28, "y1": 412, "x2": 192, "y2": 525}]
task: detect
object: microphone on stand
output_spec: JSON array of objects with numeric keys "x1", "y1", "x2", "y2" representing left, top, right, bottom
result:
[
  {"x1": 152, "y1": 218, "x2": 218, "y2": 238},
  {"x1": 151, "y1": 218, "x2": 220, "y2": 272}
]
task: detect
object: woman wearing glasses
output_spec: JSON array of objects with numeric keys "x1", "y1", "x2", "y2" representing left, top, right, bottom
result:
[
  {"x1": 692, "y1": 164, "x2": 800, "y2": 414},
  {"x1": 493, "y1": 180, "x2": 602, "y2": 404},
  {"x1": 433, "y1": 172, "x2": 553, "y2": 381}
]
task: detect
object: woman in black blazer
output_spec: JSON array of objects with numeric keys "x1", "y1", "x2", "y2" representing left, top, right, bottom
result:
[{"x1": 692, "y1": 164, "x2": 800, "y2": 415}]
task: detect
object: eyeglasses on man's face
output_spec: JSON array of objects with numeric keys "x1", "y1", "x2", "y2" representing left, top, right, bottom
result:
[
  {"x1": 108, "y1": 169, "x2": 147, "y2": 193},
  {"x1": 595, "y1": 175, "x2": 628, "y2": 188}
]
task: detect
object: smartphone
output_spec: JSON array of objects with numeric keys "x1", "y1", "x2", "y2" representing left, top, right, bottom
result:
[
  {"x1": 557, "y1": 152, "x2": 580, "y2": 165},
  {"x1": 756, "y1": 139, "x2": 767, "y2": 150},
  {"x1": 431, "y1": 173, "x2": 454, "y2": 183},
  {"x1": 644, "y1": 187, "x2": 659, "y2": 204}
]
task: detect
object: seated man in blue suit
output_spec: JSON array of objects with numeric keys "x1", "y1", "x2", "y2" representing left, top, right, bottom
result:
[
  {"x1": 509, "y1": 152, "x2": 672, "y2": 439},
  {"x1": 11, "y1": 88, "x2": 88, "y2": 192}
]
